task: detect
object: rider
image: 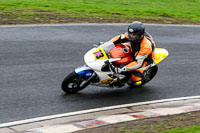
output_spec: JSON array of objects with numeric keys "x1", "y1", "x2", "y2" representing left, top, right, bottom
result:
[{"x1": 109, "y1": 21, "x2": 156, "y2": 86}]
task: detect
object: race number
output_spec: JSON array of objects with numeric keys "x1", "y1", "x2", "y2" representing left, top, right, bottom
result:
[{"x1": 93, "y1": 47, "x2": 108, "y2": 60}]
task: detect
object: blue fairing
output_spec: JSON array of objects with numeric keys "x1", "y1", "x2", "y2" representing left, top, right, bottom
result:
[{"x1": 75, "y1": 65, "x2": 94, "y2": 80}]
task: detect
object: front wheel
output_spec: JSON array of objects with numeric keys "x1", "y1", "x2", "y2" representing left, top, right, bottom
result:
[{"x1": 61, "y1": 71, "x2": 90, "y2": 94}]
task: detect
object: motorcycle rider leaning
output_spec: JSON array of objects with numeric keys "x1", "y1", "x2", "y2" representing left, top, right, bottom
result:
[{"x1": 109, "y1": 21, "x2": 156, "y2": 86}]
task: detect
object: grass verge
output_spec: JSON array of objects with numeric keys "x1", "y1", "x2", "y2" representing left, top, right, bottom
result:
[
  {"x1": 164, "y1": 124, "x2": 200, "y2": 133},
  {"x1": 80, "y1": 111, "x2": 200, "y2": 133},
  {"x1": 120, "y1": 124, "x2": 200, "y2": 133},
  {"x1": 0, "y1": 0, "x2": 200, "y2": 25}
]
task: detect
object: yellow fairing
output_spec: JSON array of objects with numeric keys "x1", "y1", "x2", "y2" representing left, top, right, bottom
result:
[
  {"x1": 93, "y1": 47, "x2": 108, "y2": 60},
  {"x1": 154, "y1": 48, "x2": 169, "y2": 64}
]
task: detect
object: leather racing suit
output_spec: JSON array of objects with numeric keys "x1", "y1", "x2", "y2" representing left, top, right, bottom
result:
[{"x1": 110, "y1": 31, "x2": 156, "y2": 84}]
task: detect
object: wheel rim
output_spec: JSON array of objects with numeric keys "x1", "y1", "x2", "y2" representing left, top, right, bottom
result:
[
  {"x1": 66, "y1": 76, "x2": 85, "y2": 92},
  {"x1": 144, "y1": 69, "x2": 151, "y2": 81}
]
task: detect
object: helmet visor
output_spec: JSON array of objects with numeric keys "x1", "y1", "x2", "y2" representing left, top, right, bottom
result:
[{"x1": 128, "y1": 32, "x2": 141, "y2": 41}]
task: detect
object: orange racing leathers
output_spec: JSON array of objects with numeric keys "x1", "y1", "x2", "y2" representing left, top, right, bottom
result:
[{"x1": 111, "y1": 32, "x2": 156, "y2": 83}]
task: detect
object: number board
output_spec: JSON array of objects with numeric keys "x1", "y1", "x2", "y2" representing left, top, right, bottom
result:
[{"x1": 93, "y1": 47, "x2": 108, "y2": 60}]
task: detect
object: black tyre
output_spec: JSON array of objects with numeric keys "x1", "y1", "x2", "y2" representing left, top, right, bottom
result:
[
  {"x1": 129, "y1": 65, "x2": 158, "y2": 88},
  {"x1": 61, "y1": 71, "x2": 90, "y2": 94},
  {"x1": 143, "y1": 65, "x2": 158, "y2": 84}
]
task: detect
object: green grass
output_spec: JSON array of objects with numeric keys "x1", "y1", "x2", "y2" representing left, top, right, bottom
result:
[
  {"x1": 0, "y1": 0, "x2": 200, "y2": 24},
  {"x1": 119, "y1": 124, "x2": 200, "y2": 133},
  {"x1": 163, "y1": 124, "x2": 200, "y2": 133}
]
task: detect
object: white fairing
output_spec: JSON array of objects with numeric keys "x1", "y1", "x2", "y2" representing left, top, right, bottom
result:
[
  {"x1": 84, "y1": 48, "x2": 103, "y2": 71},
  {"x1": 84, "y1": 41, "x2": 115, "y2": 66},
  {"x1": 84, "y1": 43, "x2": 122, "y2": 83},
  {"x1": 84, "y1": 47, "x2": 96, "y2": 63},
  {"x1": 84, "y1": 48, "x2": 111, "y2": 82}
]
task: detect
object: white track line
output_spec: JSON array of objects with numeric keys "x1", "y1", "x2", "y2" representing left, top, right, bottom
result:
[
  {"x1": 0, "y1": 23, "x2": 200, "y2": 28},
  {"x1": 1, "y1": 95, "x2": 200, "y2": 128}
]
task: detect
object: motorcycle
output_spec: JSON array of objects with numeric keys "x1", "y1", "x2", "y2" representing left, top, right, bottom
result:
[{"x1": 61, "y1": 41, "x2": 168, "y2": 94}]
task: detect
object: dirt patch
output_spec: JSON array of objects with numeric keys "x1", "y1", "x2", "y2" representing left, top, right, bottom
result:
[
  {"x1": 76, "y1": 111, "x2": 200, "y2": 133},
  {"x1": 0, "y1": 10, "x2": 199, "y2": 25}
]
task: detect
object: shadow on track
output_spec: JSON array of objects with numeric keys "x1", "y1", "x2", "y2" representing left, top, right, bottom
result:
[{"x1": 61, "y1": 86, "x2": 155, "y2": 100}]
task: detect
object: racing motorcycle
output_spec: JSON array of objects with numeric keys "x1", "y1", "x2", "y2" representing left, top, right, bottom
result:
[{"x1": 61, "y1": 41, "x2": 168, "y2": 94}]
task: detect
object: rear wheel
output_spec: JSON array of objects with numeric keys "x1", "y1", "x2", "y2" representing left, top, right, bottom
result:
[
  {"x1": 143, "y1": 65, "x2": 158, "y2": 84},
  {"x1": 128, "y1": 65, "x2": 158, "y2": 88},
  {"x1": 61, "y1": 71, "x2": 90, "y2": 94}
]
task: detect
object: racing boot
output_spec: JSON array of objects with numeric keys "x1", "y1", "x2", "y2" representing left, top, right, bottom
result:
[{"x1": 128, "y1": 80, "x2": 142, "y2": 88}]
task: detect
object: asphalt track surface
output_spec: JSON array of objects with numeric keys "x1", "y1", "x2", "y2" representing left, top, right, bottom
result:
[{"x1": 0, "y1": 24, "x2": 200, "y2": 124}]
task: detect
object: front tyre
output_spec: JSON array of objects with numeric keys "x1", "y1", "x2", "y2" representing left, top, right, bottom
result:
[{"x1": 61, "y1": 71, "x2": 90, "y2": 94}]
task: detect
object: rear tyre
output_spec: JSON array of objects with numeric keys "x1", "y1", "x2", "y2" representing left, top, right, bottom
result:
[
  {"x1": 128, "y1": 65, "x2": 158, "y2": 88},
  {"x1": 61, "y1": 71, "x2": 90, "y2": 94},
  {"x1": 143, "y1": 65, "x2": 158, "y2": 84}
]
